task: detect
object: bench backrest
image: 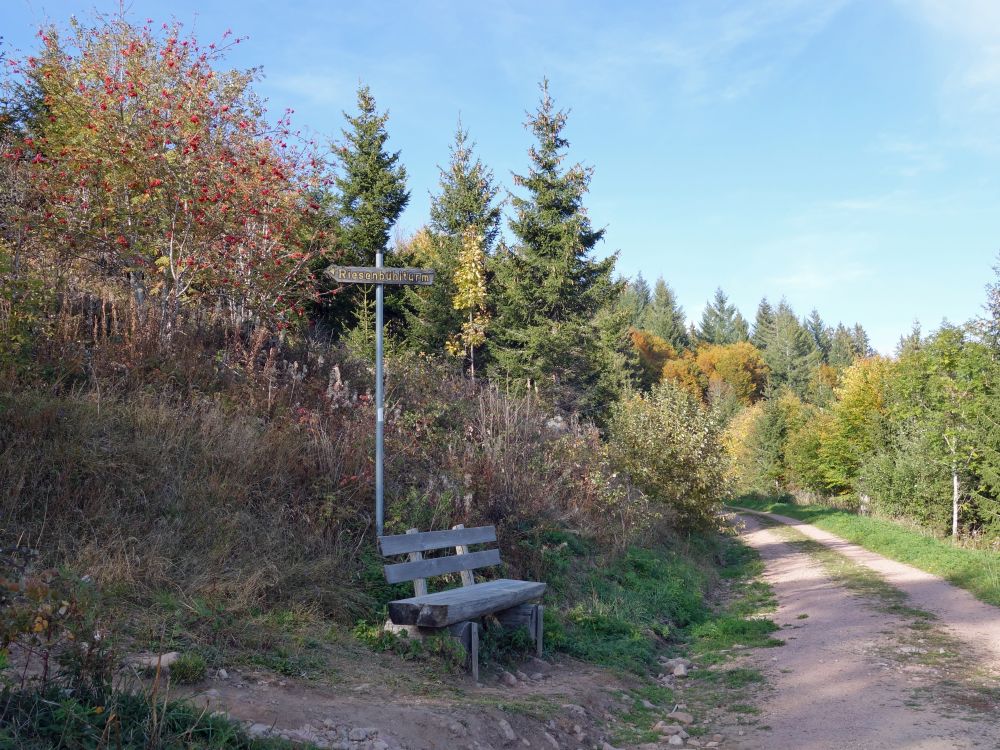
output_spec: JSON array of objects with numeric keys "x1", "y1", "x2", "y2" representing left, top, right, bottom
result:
[{"x1": 378, "y1": 525, "x2": 499, "y2": 596}]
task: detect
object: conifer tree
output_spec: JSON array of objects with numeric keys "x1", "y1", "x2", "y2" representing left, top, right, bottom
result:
[
  {"x1": 620, "y1": 273, "x2": 651, "y2": 329},
  {"x1": 985, "y1": 253, "x2": 1000, "y2": 352},
  {"x1": 489, "y1": 80, "x2": 618, "y2": 418},
  {"x1": 643, "y1": 277, "x2": 690, "y2": 350},
  {"x1": 334, "y1": 85, "x2": 409, "y2": 342},
  {"x1": 896, "y1": 321, "x2": 923, "y2": 357},
  {"x1": 404, "y1": 123, "x2": 501, "y2": 354},
  {"x1": 850, "y1": 324, "x2": 873, "y2": 358},
  {"x1": 765, "y1": 302, "x2": 820, "y2": 396},
  {"x1": 335, "y1": 85, "x2": 409, "y2": 265},
  {"x1": 697, "y1": 288, "x2": 749, "y2": 345},
  {"x1": 827, "y1": 323, "x2": 856, "y2": 369},
  {"x1": 805, "y1": 309, "x2": 832, "y2": 362},
  {"x1": 752, "y1": 298, "x2": 776, "y2": 351}
]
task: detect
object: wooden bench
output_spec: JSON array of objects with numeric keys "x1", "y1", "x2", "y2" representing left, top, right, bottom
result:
[{"x1": 378, "y1": 524, "x2": 546, "y2": 681}]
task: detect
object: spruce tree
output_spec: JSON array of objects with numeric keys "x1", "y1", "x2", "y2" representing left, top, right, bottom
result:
[
  {"x1": 404, "y1": 123, "x2": 501, "y2": 355},
  {"x1": 896, "y1": 321, "x2": 923, "y2": 357},
  {"x1": 642, "y1": 277, "x2": 690, "y2": 350},
  {"x1": 620, "y1": 273, "x2": 651, "y2": 329},
  {"x1": 335, "y1": 85, "x2": 409, "y2": 265},
  {"x1": 697, "y1": 288, "x2": 749, "y2": 345},
  {"x1": 985, "y1": 252, "x2": 1000, "y2": 352},
  {"x1": 850, "y1": 324, "x2": 873, "y2": 358},
  {"x1": 334, "y1": 85, "x2": 409, "y2": 343},
  {"x1": 828, "y1": 324, "x2": 857, "y2": 368},
  {"x1": 805, "y1": 309, "x2": 832, "y2": 362},
  {"x1": 765, "y1": 302, "x2": 820, "y2": 397},
  {"x1": 752, "y1": 298, "x2": 776, "y2": 350},
  {"x1": 489, "y1": 80, "x2": 618, "y2": 418}
]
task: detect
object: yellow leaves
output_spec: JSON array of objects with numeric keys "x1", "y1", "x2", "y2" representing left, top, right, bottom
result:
[
  {"x1": 452, "y1": 228, "x2": 487, "y2": 313},
  {"x1": 450, "y1": 227, "x2": 490, "y2": 363},
  {"x1": 32, "y1": 615, "x2": 49, "y2": 633}
]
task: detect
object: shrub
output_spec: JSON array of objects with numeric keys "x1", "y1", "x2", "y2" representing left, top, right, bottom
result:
[{"x1": 608, "y1": 382, "x2": 730, "y2": 529}]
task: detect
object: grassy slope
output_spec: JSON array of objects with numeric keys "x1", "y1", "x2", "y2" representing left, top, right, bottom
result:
[{"x1": 732, "y1": 495, "x2": 1000, "y2": 608}]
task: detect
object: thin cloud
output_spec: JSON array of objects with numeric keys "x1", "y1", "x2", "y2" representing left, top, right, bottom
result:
[
  {"x1": 900, "y1": 0, "x2": 1000, "y2": 148},
  {"x1": 877, "y1": 136, "x2": 947, "y2": 178},
  {"x1": 491, "y1": 0, "x2": 853, "y2": 105},
  {"x1": 762, "y1": 232, "x2": 875, "y2": 292}
]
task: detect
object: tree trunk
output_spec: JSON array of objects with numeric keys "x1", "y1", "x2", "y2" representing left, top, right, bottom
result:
[{"x1": 952, "y1": 467, "x2": 960, "y2": 539}]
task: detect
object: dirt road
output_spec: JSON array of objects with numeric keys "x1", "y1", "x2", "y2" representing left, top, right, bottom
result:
[{"x1": 734, "y1": 511, "x2": 1000, "y2": 750}]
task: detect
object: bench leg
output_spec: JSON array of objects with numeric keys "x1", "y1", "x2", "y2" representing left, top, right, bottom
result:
[
  {"x1": 495, "y1": 603, "x2": 544, "y2": 657},
  {"x1": 447, "y1": 620, "x2": 479, "y2": 682},
  {"x1": 470, "y1": 621, "x2": 479, "y2": 683},
  {"x1": 535, "y1": 604, "x2": 544, "y2": 657}
]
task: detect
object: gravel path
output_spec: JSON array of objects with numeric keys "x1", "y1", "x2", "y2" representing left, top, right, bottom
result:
[
  {"x1": 733, "y1": 511, "x2": 1000, "y2": 750},
  {"x1": 737, "y1": 507, "x2": 1000, "y2": 663}
]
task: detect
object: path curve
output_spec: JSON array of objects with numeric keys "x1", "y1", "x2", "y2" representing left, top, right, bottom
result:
[
  {"x1": 731, "y1": 512, "x2": 1000, "y2": 750},
  {"x1": 735, "y1": 507, "x2": 1000, "y2": 665}
]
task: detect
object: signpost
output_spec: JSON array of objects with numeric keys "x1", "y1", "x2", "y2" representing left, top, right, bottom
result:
[{"x1": 326, "y1": 253, "x2": 435, "y2": 536}]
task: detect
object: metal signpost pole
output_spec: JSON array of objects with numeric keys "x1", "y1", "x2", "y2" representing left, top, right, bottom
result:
[
  {"x1": 374, "y1": 252, "x2": 385, "y2": 537},
  {"x1": 324, "y1": 261, "x2": 433, "y2": 538}
]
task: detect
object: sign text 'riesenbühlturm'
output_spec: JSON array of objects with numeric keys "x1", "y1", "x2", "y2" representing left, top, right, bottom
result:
[{"x1": 326, "y1": 266, "x2": 436, "y2": 286}]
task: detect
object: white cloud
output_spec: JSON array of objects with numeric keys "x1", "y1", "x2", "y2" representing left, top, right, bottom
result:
[
  {"x1": 900, "y1": 0, "x2": 1000, "y2": 147},
  {"x1": 876, "y1": 136, "x2": 947, "y2": 177},
  {"x1": 268, "y1": 72, "x2": 353, "y2": 106},
  {"x1": 492, "y1": 0, "x2": 853, "y2": 104},
  {"x1": 761, "y1": 232, "x2": 875, "y2": 291}
]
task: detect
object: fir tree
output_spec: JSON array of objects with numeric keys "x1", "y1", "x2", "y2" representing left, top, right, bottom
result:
[
  {"x1": 697, "y1": 287, "x2": 749, "y2": 345},
  {"x1": 765, "y1": 302, "x2": 820, "y2": 396},
  {"x1": 828, "y1": 323, "x2": 857, "y2": 368},
  {"x1": 620, "y1": 273, "x2": 651, "y2": 329},
  {"x1": 489, "y1": 80, "x2": 618, "y2": 419},
  {"x1": 984, "y1": 252, "x2": 1000, "y2": 352},
  {"x1": 752, "y1": 298, "x2": 776, "y2": 351},
  {"x1": 850, "y1": 324, "x2": 873, "y2": 358},
  {"x1": 642, "y1": 277, "x2": 690, "y2": 350},
  {"x1": 896, "y1": 321, "x2": 923, "y2": 357},
  {"x1": 334, "y1": 85, "x2": 409, "y2": 342},
  {"x1": 404, "y1": 123, "x2": 501, "y2": 355},
  {"x1": 805, "y1": 308, "x2": 832, "y2": 362},
  {"x1": 334, "y1": 85, "x2": 409, "y2": 265}
]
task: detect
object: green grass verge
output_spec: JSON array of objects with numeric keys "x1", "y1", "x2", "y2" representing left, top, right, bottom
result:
[
  {"x1": 542, "y1": 537, "x2": 718, "y2": 672},
  {"x1": 606, "y1": 534, "x2": 780, "y2": 746},
  {"x1": 732, "y1": 494, "x2": 1000, "y2": 608}
]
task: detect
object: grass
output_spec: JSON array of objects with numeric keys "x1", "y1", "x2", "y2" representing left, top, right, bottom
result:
[
  {"x1": 605, "y1": 530, "x2": 781, "y2": 746},
  {"x1": 0, "y1": 685, "x2": 308, "y2": 750},
  {"x1": 732, "y1": 494, "x2": 1000, "y2": 607},
  {"x1": 543, "y1": 542, "x2": 711, "y2": 672}
]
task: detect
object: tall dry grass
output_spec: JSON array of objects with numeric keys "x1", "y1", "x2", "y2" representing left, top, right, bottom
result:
[{"x1": 1, "y1": 290, "x2": 650, "y2": 623}]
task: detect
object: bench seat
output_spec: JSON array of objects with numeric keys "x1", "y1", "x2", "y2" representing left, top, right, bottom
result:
[{"x1": 387, "y1": 579, "x2": 546, "y2": 628}]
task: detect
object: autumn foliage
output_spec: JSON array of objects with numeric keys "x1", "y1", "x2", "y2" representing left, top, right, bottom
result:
[{"x1": 3, "y1": 18, "x2": 332, "y2": 331}]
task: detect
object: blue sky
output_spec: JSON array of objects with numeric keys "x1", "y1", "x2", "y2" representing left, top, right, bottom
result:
[{"x1": 4, "y1": 0, "x2": 999, "y2": 352}]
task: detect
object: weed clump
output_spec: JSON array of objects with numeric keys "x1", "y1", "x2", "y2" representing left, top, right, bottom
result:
[{"x1": 168, "y1": 652, "x2": 207, "y2": 685}]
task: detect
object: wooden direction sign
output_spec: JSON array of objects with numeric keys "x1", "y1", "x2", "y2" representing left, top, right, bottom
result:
[{"x1": 326, "y1": 266, "x2": 435, "y2": 286}]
